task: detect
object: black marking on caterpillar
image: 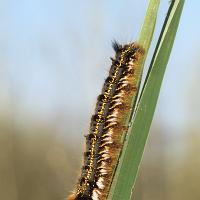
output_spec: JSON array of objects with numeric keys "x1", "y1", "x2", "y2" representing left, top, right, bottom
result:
[{"x1": 68, "y1": 41, "x2": 144, "y2": 200}]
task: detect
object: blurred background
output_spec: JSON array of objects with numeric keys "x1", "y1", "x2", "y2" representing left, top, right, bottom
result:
[{"x1": 0, "y1": 0, "x2": 199, "y2": 200}]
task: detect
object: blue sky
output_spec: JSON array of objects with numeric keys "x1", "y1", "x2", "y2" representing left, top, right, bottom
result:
[{"x1": 0, "y1": 0, "x2": 199, "y2": 138}]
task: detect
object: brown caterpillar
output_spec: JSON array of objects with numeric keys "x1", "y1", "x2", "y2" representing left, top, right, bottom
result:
[{"x1": 68, "y1": 42, "x2": 144, "y2": 200}]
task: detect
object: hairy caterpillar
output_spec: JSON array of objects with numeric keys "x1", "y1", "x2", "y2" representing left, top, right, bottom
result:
[{"x1": 68, "y1": 42, "x2": 144, "y2": 200}]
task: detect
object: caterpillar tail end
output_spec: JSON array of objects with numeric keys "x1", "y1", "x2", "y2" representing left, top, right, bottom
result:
[{"x1": 67, "y1": 194, "x2": 76, "y2": 200}]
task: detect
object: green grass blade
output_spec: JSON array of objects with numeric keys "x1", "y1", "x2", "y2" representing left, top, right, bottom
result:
[
  {"x1": 109, "y1": 1, "x2": 185, "y2": 200},
  {"x1": 138, "y1": 0, "x2": 160, "y2": 52},
  {"x1": 107, "y1": 0, "x2": 160, "y2": 199}
]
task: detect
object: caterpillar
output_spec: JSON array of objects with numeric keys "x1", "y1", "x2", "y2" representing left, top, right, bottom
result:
[{"x1": 68, "y1": 41, "x2": 144, "y2": 200}]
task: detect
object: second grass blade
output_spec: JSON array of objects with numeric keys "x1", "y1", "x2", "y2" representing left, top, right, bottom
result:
[{"x1": 109, "y1": 0, "x2": 185, "y2": 200}]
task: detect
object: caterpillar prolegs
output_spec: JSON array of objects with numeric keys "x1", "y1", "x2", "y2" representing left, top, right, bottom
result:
[{"x1": 68, "y1": 42, "x2": 144, "y2": 200}]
